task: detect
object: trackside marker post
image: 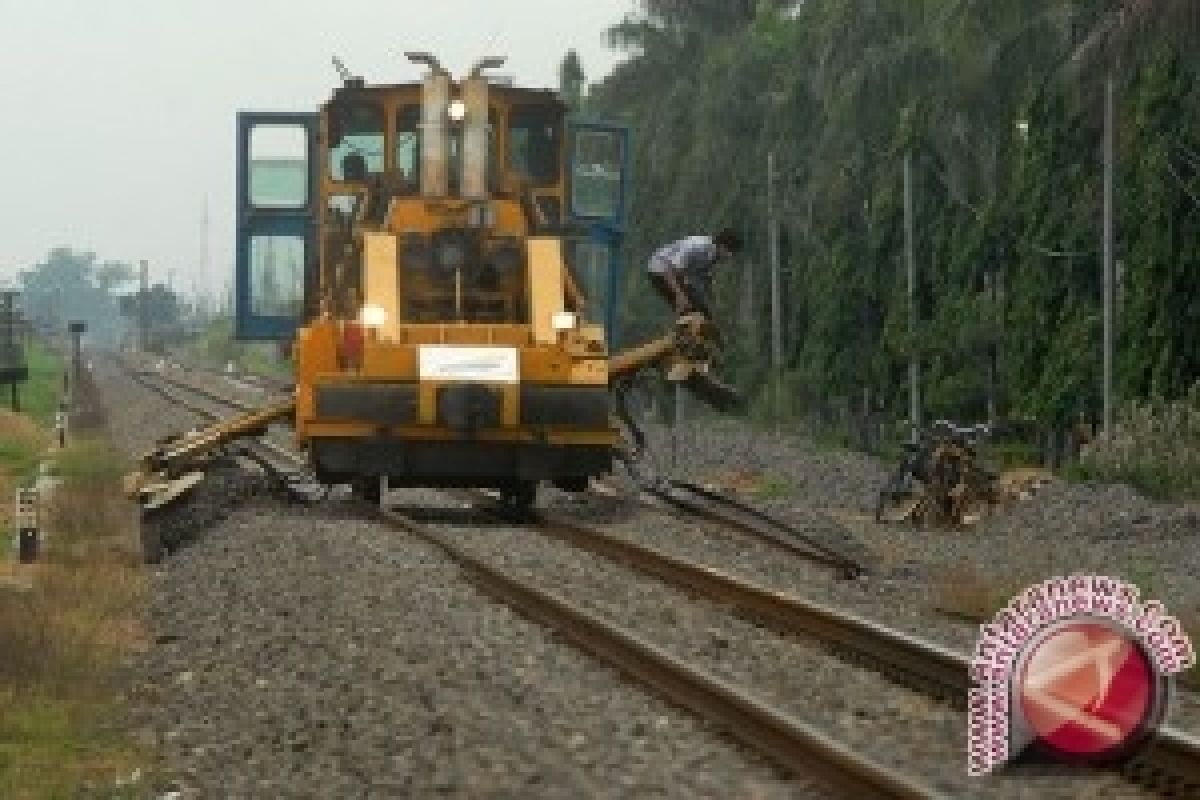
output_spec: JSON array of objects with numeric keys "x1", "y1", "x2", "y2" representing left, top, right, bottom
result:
[{"x1": 14, "y1": 487, "x2": 38, "y2": 563}]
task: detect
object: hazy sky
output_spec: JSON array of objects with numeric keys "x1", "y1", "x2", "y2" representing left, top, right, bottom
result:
[{"x1": 0, "y1": 0, "x2": 632, "y2": 295}]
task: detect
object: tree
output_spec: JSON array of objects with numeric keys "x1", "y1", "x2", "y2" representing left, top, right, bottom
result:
[
  {"x1": 587, "y1": 0, "x2": 1200, "y2": 426},
  {"x1": 18, "y1": 248, "x2": 128, "y2": 345},
  {"x1": 559, "y1": 50, "x2": 586, "y2": 112}
]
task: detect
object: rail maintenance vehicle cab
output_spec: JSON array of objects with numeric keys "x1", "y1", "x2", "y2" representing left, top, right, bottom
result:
[{"x1": 234, "y1": 53, "x2": 629, "y2": 507}]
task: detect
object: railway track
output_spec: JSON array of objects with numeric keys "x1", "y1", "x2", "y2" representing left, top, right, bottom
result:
[
  {"x1": 638, "y1": 477, "x2": 865, "y2": 577},
  {"x1": 119, "y1": 355, "x2": 1200, "y2": 798}
]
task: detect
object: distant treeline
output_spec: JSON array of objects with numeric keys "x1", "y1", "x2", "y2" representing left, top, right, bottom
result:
[
  {"x1": 578, "y1": 0, "x2": 1200, "y2": 428},
  {"x1": 19, "y1": 247, "x2": 188, "y2": 350}
]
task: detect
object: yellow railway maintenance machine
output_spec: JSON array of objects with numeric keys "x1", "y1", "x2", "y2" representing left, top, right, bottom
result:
[{"x1": 235, "y1": 54, "x2": 639, "y2": 507}]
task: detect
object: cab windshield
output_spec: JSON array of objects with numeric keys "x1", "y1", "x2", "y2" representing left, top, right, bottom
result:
[{"x1": 508, "y1": 107, "x2": 561, "y2": 187}]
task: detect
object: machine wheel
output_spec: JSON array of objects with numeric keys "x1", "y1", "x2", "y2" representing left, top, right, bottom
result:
[
  {"x1": 352, "y1": 476, "x2": 383, "y2": 506},
  {"x1": 552, "y1": 476, "x2": 589, "y2": 493},
  {"x1": 500, "y1": 480, "x2": 537, "y2": 512},
  {"x1": 875, "y1": 465, "x2": 920, "y2": 523}
]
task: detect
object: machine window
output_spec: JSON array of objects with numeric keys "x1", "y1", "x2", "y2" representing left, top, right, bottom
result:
[
  {"x1": 248, "y1": 234, "x2": 304, "y2": 317},
  {"x1": 571, "y1": 129, "x2": 623, "y2": 220},
  {"x1": 508, "y1": 107, "x2": 561, "y2": 187},
  {"x1": 329, "y1": 102, "x2": 384, "y2": 181},
  {"x1": 394, "y1": 105, "x2": 421, "y2": 185},
  {"x1": 249, "y1": 124, "x2": 308, "y2": 208}
]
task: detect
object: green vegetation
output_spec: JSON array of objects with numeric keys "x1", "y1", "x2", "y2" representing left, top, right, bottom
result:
[
  {"x1": 0, "y1": 435, "x2": 146, "y2": 798},
  {"x1": 1069, "y1": 386, "x2": 1200, "y2": 499},
  {"x1": 752, "y1": 474, "x2": 791, "y2": 500},
  {"x1": 188, "y1": 316, "x2": 292, "y2": 379},
  {"x1": 585, "y1": 1, "x2": 1200, "y2": 435},
  {"x1": 18, "y1": 247, "x2": 188, "y2": 353},
  {"x1": 0, "y1": 342, "x2": 61, "y2": 490},
  {"x1": 21, "y1": 341, "x2": 64, "y2": 427}
]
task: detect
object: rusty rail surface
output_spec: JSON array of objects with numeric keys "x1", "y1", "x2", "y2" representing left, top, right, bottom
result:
[
  {"x1": 378, "y1": 504, "x2": 942, "y2": 799},
  {"x1": 122, "y1": 364, "x2": 318, "y2": 503},
  {"x1": 474, "y1": 494, "x2": 1200, "y2": 798},
  {"x1": 642, "y1": 479, "x2": 864, "y2": 578}
]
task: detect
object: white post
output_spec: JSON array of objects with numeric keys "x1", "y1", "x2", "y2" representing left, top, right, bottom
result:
[
  {"x1": 672, "y1": 383, "x2": 685, "y2": 471},
  {"x1": 904, "y1": 152, "x2": 920, "y2": 440},
  {"x1": 768, "y1": 150, "x2": 783, "y2": 424},
  {"x1": 1103, "y1": 76, "x2": 1115, "y2": 438}
]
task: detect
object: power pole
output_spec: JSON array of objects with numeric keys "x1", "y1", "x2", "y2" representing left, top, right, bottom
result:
[
  {"x1": 139, "y1": 259, "x2": 150, "y2": 352},
  {"x1": 1102, "y1": 76, "x2": 1115, "y2": 438},
  {"x1": 672, "y1": 383, "x2": 685, "y2": 471},
  {"x1": 904, "y1": 152, "x2": 920, "y2": 440},
  {"x1": 201, "y1": 195, "x2": 210, "y2": 316},
  {"x1": 768, "y1": 149, "x2": 783, "y2": 424}
]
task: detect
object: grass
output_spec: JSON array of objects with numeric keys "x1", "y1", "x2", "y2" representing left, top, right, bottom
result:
[
  {"x1": 18, "y1": 341, "x2": 65, "y2": 427},
  {"x1": 0, "y1": 691, "x2": 145, "y2": 800},
  {"x1": 752, "y1": 474, "x2": 792, "y2": 499},
  {"x1": 187, "y1": 316, "x2": 292, "y2": 379},
  {"x1": 0, "y1": 433, "x2": 148, "y2": 798}
]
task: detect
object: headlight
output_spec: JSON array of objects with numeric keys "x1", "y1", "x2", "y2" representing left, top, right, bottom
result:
[
  {"x1": 551, "y1": 311, "x2": 578, "y2": 331},
  {"x1": 448, "y1": 99, "x2": 467, "y2": 122},
  {"x1": 360, "y1": 305, "x2": 388, "y2": 327}
]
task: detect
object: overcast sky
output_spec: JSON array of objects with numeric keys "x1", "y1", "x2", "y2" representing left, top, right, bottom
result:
[{"x1": 0, "y1": 0, "x2": 632, "y2": 295}]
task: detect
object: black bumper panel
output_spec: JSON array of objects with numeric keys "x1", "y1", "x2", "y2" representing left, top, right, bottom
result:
[
  {"x1": 520, "y1": 385, "x2": 609, "y2": 427},
  {"x1": 437, "y1": 385, "x2": 502, "y2": 431},
  {"x1": 312, "y1": 438, "x2": 612, "y2": 485},
  {"x1": 315, "y1": 383, "x2": 418, "y2": 426}
]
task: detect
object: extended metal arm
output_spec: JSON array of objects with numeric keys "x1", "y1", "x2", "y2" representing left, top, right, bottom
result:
[
  {"x1": 609, "y1": 314, "x2": 742, "y2": 413},
  {"x1": 141, "y1": 399, "x2": 296, "y2": 478}
]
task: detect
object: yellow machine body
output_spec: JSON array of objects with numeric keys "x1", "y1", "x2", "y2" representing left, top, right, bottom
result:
[{"x1": 286, "y1": 67, "x2": 622, "y2": 492}]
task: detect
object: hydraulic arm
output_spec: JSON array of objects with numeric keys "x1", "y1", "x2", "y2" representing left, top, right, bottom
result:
[
  {"x1": 125, "y1": 399, "x2": 295, "y2": 510},
  {"x1": 610, "y1": 312, "x2": 741, "y2": 410}
]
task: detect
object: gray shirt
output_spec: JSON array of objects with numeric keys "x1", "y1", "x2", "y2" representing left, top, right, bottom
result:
[{"x1": 647, "y1": 236, "x2": 717, "y2": 279}]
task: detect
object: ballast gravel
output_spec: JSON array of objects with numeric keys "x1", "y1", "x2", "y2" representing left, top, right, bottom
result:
[
  {"x1": 444, "y1": 497, "x2": 1159, "y2": 800},
  {"x1": 94, "y1": 356, "x2": 829, "y2": 797},
  {"x1": 130, "y1": 501, "x2": 823, "y2": 798},
  {"x1": 596, "y1": 416, "x2": 1200, "y2": 735}
]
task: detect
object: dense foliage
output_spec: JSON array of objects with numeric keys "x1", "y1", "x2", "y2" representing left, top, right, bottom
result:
[
  {"x1": 584, "y1": 0, "x2": 1200, "y2": 428},
  {"x1": 18, "y1": 247, "x2": 187, "y2": 350}
]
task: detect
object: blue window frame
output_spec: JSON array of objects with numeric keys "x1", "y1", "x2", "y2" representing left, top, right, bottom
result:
[
  {"x1": 235, "y1": 112, "x2": 319, "y2": 340},
  {"x1": 568, "y1": 122, "x2": 629, "y2": 346}
]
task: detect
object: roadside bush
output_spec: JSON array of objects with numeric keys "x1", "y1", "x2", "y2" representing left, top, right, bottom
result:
[{"x1": 1074, "y1": 385, "x2": 1200, "y2": 500}]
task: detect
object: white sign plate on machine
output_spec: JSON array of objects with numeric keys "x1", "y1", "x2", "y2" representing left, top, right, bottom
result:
[{"x1": 418, "y1": 346, "x2": 520, "y2": 383}]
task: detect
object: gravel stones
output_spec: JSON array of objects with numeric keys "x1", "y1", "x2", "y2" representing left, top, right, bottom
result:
[
  {"x1": 131, "y1": 500, "x2": 821, "y2": 798},
  {"x1": 95, "y1": 356, "x2": 830, "y2": 797},
  {"x1": 609, "y1": 416, "x2": 1200, "y2": 735}
]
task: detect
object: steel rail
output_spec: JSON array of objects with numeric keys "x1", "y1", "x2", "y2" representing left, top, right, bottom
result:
[
  {"x1": 642, "y1": 479, "x2": 863, "y2": 577},
  {"x1": 378, "y1": 504, "x2": 943, "y2": 800},
  {"x1": 124, "y1": 366, "x2": 316, "y2": 499},
  {"x1": 476, "y1": 496, "x2": 1200, "y2": 797}
]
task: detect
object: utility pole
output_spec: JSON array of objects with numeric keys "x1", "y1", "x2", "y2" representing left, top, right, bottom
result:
[
  {"x1": 1102, "y1": 77, "x2": 1115, "y2": 438},
  {"x1": 904, "y1": 152, "x2": 920, "y2": 440},
  {"x1": 768, "y1": 149, "x2": 783, "y2": 424},
  {"x1": 672, "y1": 383, "x2": 685, "y2": 471},
  {"x1": 201, "y1": 195, "x2": 210, "y2": 316},
  {"x1": 138, "y1": 259, "x2": 150, "y2": 352}
]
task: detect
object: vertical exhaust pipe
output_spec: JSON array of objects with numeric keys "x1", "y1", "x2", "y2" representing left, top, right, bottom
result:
[{"x1": 461, "y1": 76, "x2": 489, "y2": 200}]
